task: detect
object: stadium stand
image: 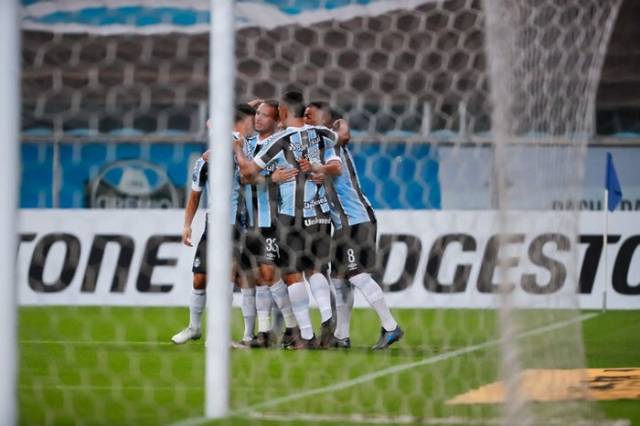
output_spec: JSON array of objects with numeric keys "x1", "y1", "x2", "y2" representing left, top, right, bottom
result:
[{"x1": 19, "y1": 0, "x2": 640, "y2": 208}]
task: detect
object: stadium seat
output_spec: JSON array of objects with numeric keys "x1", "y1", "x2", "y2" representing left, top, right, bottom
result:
[
  {"x1": 66, "y1": 128, "x2": 97, "y2": 137},
  {"x1": 405, "y1": 182, "x2": 426, "y2": 209},
  {"x1": 324, "y1": 0, "x2": 351, "y2": 10},
  {"x1": 115, "y1": 143, "x2": 142, "y2": 159},
  {"x1": 382, "y1": 181, "x2": 401, "y2": 209},
  {"x1": 371, "y1": 156, "x2": 391, "y2": 176},
  {"x1": 612, "y1": 131, "x2": 640, "y2": 139},
  {"x1": 23, "y1": 127, "x2": 53, "y2": 136},
  {"x1": 80, "y1": 144, "x2": 108, "y2": 165},
  {"x1": 419, "y1": 160, "x2": 439, "y2": 182},
  {"x1": 382, "y1": 142, "x2": 406, "y2": 157},
  {"x1": 396, "y1": 157, "x2": 416, "y2": 181},
  {"x1": 430, "y1": 129, "x2": 457, "y2": 141},
  {"x1": 109, "y1": 128, "x2": 144, "y2": 136}
]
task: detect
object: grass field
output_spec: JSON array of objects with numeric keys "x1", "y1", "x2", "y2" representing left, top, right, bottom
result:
[{"x1": 19, "y1": 307, "x2": 640, "y2": 426}]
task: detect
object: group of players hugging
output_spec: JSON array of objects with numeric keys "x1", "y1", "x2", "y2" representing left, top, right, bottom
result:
[{"x1": 171, "y1": 91, "x2": 403, "y2": 350}]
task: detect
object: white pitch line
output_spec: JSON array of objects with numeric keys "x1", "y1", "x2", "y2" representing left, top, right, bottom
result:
[
  {"x1": 20, "y1": 340, "x2": 175, "y2": 346},
  {"x1": 247, "y1": 412, "x2": 502, "y2": 425},
  {"x1": 246, "y1": 412, "x2": 629, "y2": 426},
  {"x1": 169, "y1": 312, "x2": 599, "y2": 426},
  {"x1": 20, "y1": 384, "x2": 202, "y2": 391}
]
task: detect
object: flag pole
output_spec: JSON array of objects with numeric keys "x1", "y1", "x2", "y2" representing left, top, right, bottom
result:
[{"x1": 602, "y1": 189, "x2": 608, "y2": 313}]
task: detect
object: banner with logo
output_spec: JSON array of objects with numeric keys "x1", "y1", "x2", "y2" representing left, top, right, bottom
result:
[
  {"x1": 22, "y1": 0, "x2": 440, "y2": 34},
  {"x1": 17, "y1": 210, "x2": 640, "y2": 309}
]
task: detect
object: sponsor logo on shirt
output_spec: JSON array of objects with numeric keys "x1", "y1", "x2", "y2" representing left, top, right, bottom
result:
[
  {"x1": 304, "y1": 217, "x2": 331, "y2": 226},
  {"x1": 304, "y1": 197, "x2": 328, "y2": 210}
]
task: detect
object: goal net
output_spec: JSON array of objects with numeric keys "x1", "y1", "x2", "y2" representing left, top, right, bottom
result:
[{"x1": 16, "y1": 0, "x2": 624, "y2": 425}]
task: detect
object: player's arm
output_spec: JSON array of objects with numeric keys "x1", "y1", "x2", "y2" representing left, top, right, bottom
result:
[
  {"x1": 247, "y1": 98, "x2": 264, "y2": 109},
  {"x1": 235, "y1": 134, "x2": 287, "y2": 180},
  {"x1": 240, "y1": 174, "x2": 263, "y2": 185},
  {"x1": 300, "y1": 158, "x2": 341, "y2": 176},
  {"x1": 333, "y1": 118, "x2": 351, "y2": 145},
  {"x1": 182, "y1": 190, "x2": 201, "y2": 247},
  {"x1": 272, "y1": 167, "x2": 298, "y2": 183},
  {"x1": 183, "y1": 157, "x2": 207, "y2": 247},
  {"x1": 240, "y1": 166, "x2": 297, "y2": 184},
  {"x1": 322, "y1": 132, "x2": 343, "y2": 176},
  {"x1": 233, "y1": 138, "x2": 262, "y2": 179},
  {"x1": 299, "y1": 135, "x2": 342, "y2": 176}
]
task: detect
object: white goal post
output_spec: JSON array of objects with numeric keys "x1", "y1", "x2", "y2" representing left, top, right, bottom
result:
[
  {"x1": 0, "y1": 1, "x2": 20, "y2": 424},
  {"x1": 206, "y1": 0, "x2": 235, "y2": 419}
]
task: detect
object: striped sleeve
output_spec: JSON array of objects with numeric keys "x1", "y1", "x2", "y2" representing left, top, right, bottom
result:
[
  {"x1": 318, "y1": 128, "x2": 341, "y2": 163},
  {"x1": 254, "y1": 134, "x2": 288, "y2": 169},
  {"x1": 191, "y1": 157, "x2": 207, "y2": 192}
]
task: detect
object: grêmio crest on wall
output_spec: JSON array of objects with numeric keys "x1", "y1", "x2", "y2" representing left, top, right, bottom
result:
[{"x1": 89, "y1": 160, "x2": 179, "y2": 209}]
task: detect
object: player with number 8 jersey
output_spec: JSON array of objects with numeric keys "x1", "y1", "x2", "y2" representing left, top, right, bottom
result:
[{"x1": 303, "y1": 101, "x2": 404, "y2": 350}]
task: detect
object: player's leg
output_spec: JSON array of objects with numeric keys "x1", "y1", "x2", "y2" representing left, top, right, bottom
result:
[
  {"x1": 253, "y1": 285, "x2": 273, "y2": 348},
  {"x1": 171, "y1": 233, "x2": 208, "y2": 344},
  {"x1": 236, "y1": 235, "x2": 257, "y2": 347},
  {"x1": 246, "y1": 229, "x2": 273, "y2": 348},
  {"x1": 345, "y1": 222, "x2": 403, "y2": 350},
  {"x1": 256, "y1": 225, "x2": 299, "y2": 347},
  {"x1": 303, "y1": 223, "x2": 334, "y2": 348},
  {"x1": 331, "y1": 229, "x2": 354, "y2": 348},
  {"x1": 283, "y1": 271, "x2": 316, "y2": 349},
  {"x1": 279, "y1": 220, "x2": 316, "y2": 349},
  {"x1": 331, "y1": 273, "x2": 353, "y2": 348},
  {"x1": 266, "y1": 266, "x2": 300, "y2": 348}
]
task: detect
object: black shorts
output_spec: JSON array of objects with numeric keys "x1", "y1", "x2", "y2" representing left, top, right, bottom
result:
[
  {"x1": 332, "y1": 221, "x2": 377, "y2": 278},
  {"x1": 243, "y1": 226, "x2": 279, "y2": 270},
  {"x1": 276, "y1": 214, "x2": 332, "y2": 275},
  {"x1": 192, "y1": 224, "x2": 245, "y2": 274}
]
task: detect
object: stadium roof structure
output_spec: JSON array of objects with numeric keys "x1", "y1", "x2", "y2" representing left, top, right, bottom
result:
[{"x1": 20, "y1": 0, "x2": 640, "y2": 141}]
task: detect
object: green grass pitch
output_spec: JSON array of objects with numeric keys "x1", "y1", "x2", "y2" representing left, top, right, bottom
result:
[{"x1": 19, "y1": 307, "x2": 640, "y2": 425}]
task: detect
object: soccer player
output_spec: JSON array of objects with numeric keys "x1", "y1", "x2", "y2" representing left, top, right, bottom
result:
[
  {"x1": 171, "y1": 104, "x2": 257, "y2": 345},
  {"x1": 304, "y1": 102, "x2": 404, "y2": 350},
  {"x1": 240, "y1": 99, "x2": 302, "y2": 348},
  {"x1": 233, "y1": 91, "x2": 341, "y2": 349}
]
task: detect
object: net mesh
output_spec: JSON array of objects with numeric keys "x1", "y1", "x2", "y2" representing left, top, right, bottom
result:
[
  {"x1": 483, "y1": 1, "x2": 622, "y2": 424},
  {"x1": 18, "y1": 0, "x2": 625, "y2": 425}
]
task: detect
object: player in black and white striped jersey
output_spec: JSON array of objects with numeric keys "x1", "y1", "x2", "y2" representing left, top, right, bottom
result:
[
  {"x1": 239, "y1": 99, "x2": 302, "y2": 348},
  {"x1": 304, "y1": 101, "x2": 404, "y2": 350},
  {"x1": 234, "y1": 91, "x2": 342, "y2": 349}
]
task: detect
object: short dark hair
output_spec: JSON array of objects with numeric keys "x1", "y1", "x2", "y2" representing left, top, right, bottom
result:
[
  {"x1": 307, "y1": 101, "x2": 330, "y2": 111},
  {"x1": 235, "y1": 103, "x2": 256, "y2": 123},
  {"x1": 329, "y1": 108, "x2": 343, "y2": 122},
  {"x1": 308, "y1": 101, "x2": 342, "y2": 125},
  {"x1": 281, "y1": 91, "x2": 306, "y2": 118}
]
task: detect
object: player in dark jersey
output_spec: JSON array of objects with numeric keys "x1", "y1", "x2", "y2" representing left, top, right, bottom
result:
[
  {"x1": 171, "y1": 104, "x2": 257, "y2": 345},
  {"x1": 233, "y1": 91, "x2": 342, "y2": 349},
  {"x1": 304, "y1": 101, "x2": 404, "y2": 350}
]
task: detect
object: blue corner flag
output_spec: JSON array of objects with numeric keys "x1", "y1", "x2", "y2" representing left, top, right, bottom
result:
[{"x1": 606, "y1": 152, "x2": 623, "y2": 212}]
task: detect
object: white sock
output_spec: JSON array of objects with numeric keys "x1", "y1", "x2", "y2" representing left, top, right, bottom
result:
[
  {"x1": 349, "y1": 273, "x2": 397, "y2": 331},
  {"x1": 240, "y1": 288, "x2": 256, "y2": 341},
  {"x1": 271, "y1": 304, "x2": 284, "y2": 334},
  {"x1": 332, "y1": 278, "x2": 354, "y2": 339},
  {"x1": 255, "y1": 285, "x2": 272, "y2": 333},
  {"x1": 287, "y1": 281, "x2": 313, "y2": 340},
  {"x1": 189, "y1": 288, "x2": 206, "y2": 331},
  {"x1": 307, "y1": 272, "x2": 333, "y2": 323},
  {"x1": 270, "y1": 280, "x2": 298, "y2": 328}
]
